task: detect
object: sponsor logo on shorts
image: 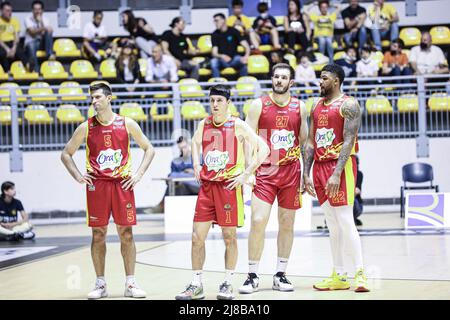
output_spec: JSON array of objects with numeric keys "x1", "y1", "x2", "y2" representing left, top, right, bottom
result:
[
  {"x1": 224, "y1": 203, "x2": 231, "y2": 210},
  {"x1": 89, "y1": 216, "x2": 99, "y2": 221},
  {"x1": 96, "y1": 148, "x2": 123, "y2": 171},
  {"x1": 88, "y1": 185, "x2": 96, "y2": 191},
  {"x1": 205, "y1": 150, "x2": 229, "y2": 172},
  {"x1": 315, "y1": 128, "x2": 335, "y2": 149},
  {"x1": 270, "y1": 129, "x2": 295, "y2": 151},
  {"x1": 126, "y1": 203, "x2": 133, "y2": 209}
]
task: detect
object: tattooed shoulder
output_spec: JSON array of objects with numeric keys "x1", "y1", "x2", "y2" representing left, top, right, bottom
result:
[{"x1": 341, "y1": 97, "x2": 360, "y2": 120}]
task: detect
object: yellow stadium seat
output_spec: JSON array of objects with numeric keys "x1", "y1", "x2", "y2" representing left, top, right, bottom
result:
[
  {"x1": 237, "y1": 46, "x2": 245, "y2": 54},
  {"x1": 275, "y1": 16, "x2": 284, "y2": 26},
  {"x1": 242, "y1": 99, "x2": 254, "y2": 117},
  {"x1": 397, "y1": 94, "x2": 419, "y2": 112},
  {"x1": 381, "y1": 40, "x2": 390, "y2": 48},
  {"x1": 313, "y1": 41, "x2": 339, "y2": 51},
  {"x1": 399, "y1": 27, "x2": 421, "y2": 46},
  {"x1": 284, "y1": 43, "x2": 302, "y2": 51},
  {"x1": 10, "y1": 61, "x2": 39, "y2": 80},
  {"x1": 0, "y1": 64, "x2": 8, "y2": 81},
  {"x1": 36, "y1": 50, "x2": 46, "y2": 58},
  {"x1": 199, "y1": 68, "x2": 212, "y2": 77},
  {"x1": 24, "y1": 105, "x2": 54, "y2": 124},
  {"x1": 221, "y1": 67, "x2": 237, "y2": 76},
  {"x1": 150, "y1": 103, "x2": 174, "y2": 121},
  {"x1": 208, "y1": 77, "x2": 228, "y2": 83},
  {"x1": 53, "y1": 38, "x2": 81, "y2": 57},
  {"x1": 29, "y1": 81, "x2": 57, "y2": 102},
  {"x1": 119, "y1": 102, "x2": 148, "y2": 121},
  {"x1": 428, "y1": 93, "x2": 450, "y2": 111},
  {"x1": 430, "y1": 26, "x2": 450, "y2": 45},
  {"x1": 70, "y1": 60, "x2": 99, "y2": 79},
  {"x1": 258, "y1": 44, "x2": 273, "y2": 53},
  {"x1": 177, "y1": 70, "x2": 187, "y2": 78},
  {"x1": 365, "y1": 95, "x2": 393, "y2": 114},
  {"x1": 333, "y1": 51, "x2": 345, "y2": 61},
  {"x1": 0, "y1": 105, "x2": 22, "y2": 125},
  {"x1": 371, "y1": 51, "x2": 384, "y2": 69},
  {"x1": 59, "y1": 81, "x2": 87, "y2": 101},
  {"x1": 228, "y1": 102, "x2": 240, "y2": 117},
  {"x1": 0, "y1": 82, "x2": 26, "y2": 102},
  {"x1": 305, "y1": 97, "x2": 319, "y2": 114},
  {"x1": 197, "y1": 35, "x2": 212, "y2": 54},
  {"x1": 100, "y1": 59, "x2": 117, "y2": 79},
  {"x1": 40, "y1": 60, "x2": 69, "y2": 80},
  {"x1": 138, "y1": 58, "x2": 147, "y2": 78},
  {"x1": 312, "y1": 52, "x2": 329, "y2": 72},
  {"x1": 56, "y1": 104, "x2": 85, "y2": 123},
  {"x1": 88, "y1": 105, "x2": 96, "y2": 118},
  {"x1": 236, "y1": 76, "x2": 258, "y2": 96},
  {"x1": 181, "y1": 101, "x2": 208, "y2": 120},
  {"x1": 248, "y1": 55, "x2": 270, "y2": 74},
  {"x1": 284, "y1": 53, "x2": 297, "y2": 69},
  {"x1": 179, "y1": 78, "x2": 205, "y2": 98}
]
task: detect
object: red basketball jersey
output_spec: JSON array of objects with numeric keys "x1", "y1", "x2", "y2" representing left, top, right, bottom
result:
[
  {"x1": 312, "y1": 94, "x2": 359, "y2": 162},
  {"x1": 257, "y1": 95, "x2": 302, "y2": 166},
  {"x1": 200, "y1": 116, "x2": 245, "y2": 182},
  {"x1": 86, "y1": 115, "x2": 132, "y2": 180}
]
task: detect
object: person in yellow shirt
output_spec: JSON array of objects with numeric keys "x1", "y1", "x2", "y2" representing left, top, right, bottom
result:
[
  {"x1": 306, "y1": 0, "x2": 341, "y2": 60},
  {"x1": 227, "y1": 0, "x2": 252, "y2": 39},
  {"x1": 0, "y1": 1, "x2": 27, "y2": 72},
  {"x1": 366, "y1": 0, "x2": 399, "y2": 51}
]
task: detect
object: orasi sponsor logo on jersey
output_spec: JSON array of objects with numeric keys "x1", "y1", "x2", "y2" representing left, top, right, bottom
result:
[
  {"x1": 205, "y1": 150, "x2": 230, "y2": 172},
  {"x1": 315, "y1": 128, "x2": 336, "y2": 148},
  {"x1": 270, "y1": 129, "x2": 295, "y2": 151},
  {"x1": 96, "y1": 148, "x2": 123, "y2": 171}
]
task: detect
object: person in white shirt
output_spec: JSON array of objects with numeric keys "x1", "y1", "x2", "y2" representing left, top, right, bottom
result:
[
  {"x1": 356, "y1": 46, "x2": 379, "y2": 78},
  {"x1": 409, "y1": 32, "x2": 449, "y2": 75},
  {"x1": 24, "y1": 0, "x2": 55, "y2": 72},
  {"x1": 145, "y1": 44, "x2": 178, "y2": 84},
  {"x1": 295, "y1": 52, "x2": 318, "y2": 87},
  {"x1": 83, "y1": 10, "x2": 108, "y2": 62}
]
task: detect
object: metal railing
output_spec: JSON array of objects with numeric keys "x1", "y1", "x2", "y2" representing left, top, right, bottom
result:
[{"x1": 0, "y1": 74, "x2": 449, "y2": 153}]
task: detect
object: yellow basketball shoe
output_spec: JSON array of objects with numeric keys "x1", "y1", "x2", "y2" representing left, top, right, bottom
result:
[
  {"x1": 313, "y1": 270, "x2": 350, "y2": 291},
  {"x1": 354, "y1": 268, "x2": 370, "y2": 292}
]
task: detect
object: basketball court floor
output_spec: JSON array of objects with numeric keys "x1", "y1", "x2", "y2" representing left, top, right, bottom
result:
[{"x1": 1, "y1": 212, "x2": 449, "y2": 300}]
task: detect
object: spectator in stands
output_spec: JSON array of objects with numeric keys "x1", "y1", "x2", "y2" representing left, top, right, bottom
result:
[
  {"x1": 249, "y1": 2, "x2": 282, "y2": 51},
  {"x1": 341, "y1": 0, "x2": 367, "y2": 52},
  {"x1": 24, "y1": 0, "x2": 55, "y2": 72},
  {"x1": 335, "y1": 46, "x2": 357, "y2": 77},
  {"x1": 356, "y1": 46, "x2": 379, "y2": 78},
  {"x1": 121, "y1": 9, "x2": 157, "y2": 58},
  {"x1": 227, "y1": 0, "x2": 252, "y2": 39},
  {"x1": 0, "y1": 1, "x2": 27, "y2": 72},
  {"x1": 269, "y1": 50, "x2": 289, "y2": 70},
  {"x1": 283, "y1": 0, "x2": 312, "y2": 54},
  {"x1": 145, "y1": 44, "x2": 178, "y2": 84},
  {"x1": 305, "y1": 0, "x2": 341, "y2": 60},
  {"x1": 382, "y1": 38, "x2": 412, "y2": 79},
  {"x1": 366, "y1": 0, "x2": 399, "y2": 51},
  {"x1": 353, "y1": 156, "x2": 364, "y2": 226},
  {"x1": 115, "y1": 42, "x2": 142, "y2": 94},
  {"x1": 409, "y1": 32, "x2": 449, "y2": 75},
  {"x1": 161, "y1": 17, "x2": 199, "y2": 80},
  {"x1": 0, "y1": 181, "x2": 35, "y2": 241},
  {"x1": 210, "y1": 13, "x2": 250, "y2": 78},
  {"x1": 82, "y1": 10, "x2": 108, "y2": 63},
  {"x1": 295, "y1": 52, "x2": 318, "y2": 87}
]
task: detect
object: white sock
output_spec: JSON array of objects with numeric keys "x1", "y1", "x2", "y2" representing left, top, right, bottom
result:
[
  {"x1": 96, "y1": 276, "x2": 106, "y2": 284},
  {"x1": 192, "y1": 270, "x2": 202, "y2": 286},
  {"x1": 334, "y1": 204, "x2": 364, "y2": 271},
  {"x1": 126, "y1": 275, "x2": 136, "y2": 285},
  {"x1": 224, "y1": 269, "x2": 234, "y2": 283},
  {"x1": 248, "y1": 260, "x2": 259, "y2": 275},
  {"x1": 276, "y1": 257, "x2": 289, "y2": 274},
  {"x1": 322, "y1": 201, "x2": 345, "y2": 275}
]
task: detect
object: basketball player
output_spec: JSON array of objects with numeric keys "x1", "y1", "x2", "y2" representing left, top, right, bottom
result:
[
  {"x1": 303, "y1": 64, "x2": 369, "y2": 292},
  {"x1": 175, "y1": 85, "x2": 270, "y2": 300},
  {"x1": 61, "y1": 82, "x2": 155, "y2": 299},
  {"x1": 239, "y1": 63, "x2": 308, "y2": 294}
]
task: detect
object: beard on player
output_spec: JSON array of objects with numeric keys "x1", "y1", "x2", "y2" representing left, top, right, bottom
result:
[{"x1": 272, "y1": 82, "x2": 290, "y2": 95}]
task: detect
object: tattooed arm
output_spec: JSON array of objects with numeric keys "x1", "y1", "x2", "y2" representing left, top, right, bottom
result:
[
  {"x1": 325, "y1": 97, "x2": 361, "y2": 198},
  {"x1": 302, "y1": 107, "x2": 316, "y2": 197}
]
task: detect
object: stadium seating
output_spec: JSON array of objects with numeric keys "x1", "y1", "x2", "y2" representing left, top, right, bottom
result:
[
  {"x1": 284, "y1": 53, "x2": 297, "y2": 69},
  {"x1": 138, "y1": 58, "x2": 147, "y2": 78},
  {"x1": 371, "y1": 51, "x2": 384, "y2": 69},
  {"x1": 0, "y1": 82, "x2": 26, "y2": 102},
  {"x1": 179, "y1": 78, "x2": 205, "y2": 98},
  {"x1": 29, "y1": 82, "x2": 57, "y2": 102},
  {"x1": 430, "y1": 26, "x2": 450, "y2": 45},
  {"x1": 70, "y1": 60, "x2": 99, "y2": 79},
  {"x1": 208, "y1": 77, "x2": 228, "y2": 83},
  {"x1": 365, "y1": 95, "x2": 393, "y2": 114},
  {"x1": 191, "y1": 56, "x2": 212, "y2": 77},
  {"x1": 305, "y1": 97, "x2": 319, "y2": 113},
  {"x1": 56, "y1": 104, "x2": 85, "y2": 123},
  {"x1": 0, "y1": 105, "x2": 22, "y2": 125},
  {"x1": 235, "y1": 76, "x2": 258, "y2": 96},
  {"x1": 312, "y1": 52, "x2": 329, "y2": 72},
  {"x1": 36, "y1": 50, "x2": 46, "y2": 58},
  {"x1": 228, "y1": 102, "x2": 240, "y2": 117},
  {"x1": 119, "y1": 102, "x2": 148, "y2": 121},
  {"x1": 10, "y1": 61, "x2": 39, "y2": 80},
  {"x1": 99, "y1": 59, "x2": 117, "y2": 79},
  {"x1": 150, "y1": 103, "x2": 174, "y2": 121},
  {"x1": 221, "y1": 67, "x2": 238, "y2": 76},
  {"x1": 428, "y1": 92, "x2": 450, "y2": 111},
  {"x1": 58, "y1": 81, "x2": 87, "y2": 101},
  {"x1": 197, "y1": 35, "x2": 212, "y2": 54},
  {"x1": 333, "y1": 51, "x2": 345, "y2": 61},
  {"x1": 397, "y1": 94, "x2": 419, "y2": 112},
  {"x1": 40, "y1": 60, "x2": 69, "y2": 80},
  {"x1": 248, "y1": 55, "x2": 270, "y2": 74},
  {"x1": 399, "y1": 27, "x2": 421, "y2": 46},
  {"x1": 0, "y1": 65, "x2": 8, "y2": 81},
  {"x1": 88, "y1": 105, "x2": 96, "y2": 118},
  {"x1": 242, "y1": 99, "x2": 254, "y2": 117},
  {"x1": 24, "y1": 105, "x2": 54, "y2": 124},
  {"x1": 53, "y1": 38, "x2": 81, "y2": 57},
  {"x1": 181, "y1": 101, "x2": 208, "y2": 120}
]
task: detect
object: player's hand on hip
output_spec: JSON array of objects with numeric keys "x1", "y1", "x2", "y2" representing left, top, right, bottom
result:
[
  {"x1": 77, "y1": 173, "x2": 95, "y2": 186},
  {"x1": 121, "y1": 173, "x2": 142, "y2": 191},
  {"x1": 226, "y1": 173, "x2": 248, "y2": 190},
  {"x1": 303, "y1": 174, "x2": 316, "y2": 197},
  {"x1": 325, "y1": 174, "x2": 340, "y2": 198}
]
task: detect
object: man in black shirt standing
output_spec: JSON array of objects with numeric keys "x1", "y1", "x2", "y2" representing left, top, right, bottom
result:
[
  {"x1": 161, "y1": 17, "x2": 200, "y2": 80},
  {"x1": 211, "y1": 13, "x2": 250, "y2": 78},
  {"x1": 341, "y1": 0, "x2": 367, "y2": 52},
  {"x1": 0, "y1": 181, "x2": 35, "y2": 240}
]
